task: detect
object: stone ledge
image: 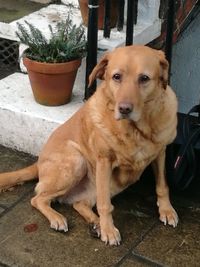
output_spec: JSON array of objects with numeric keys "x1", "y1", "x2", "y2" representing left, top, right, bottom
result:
[
  {"x1": 30, "y1": 0, "x2": 52, "y2": 3},
  {"x1": 0, "y1": 59, "x2": 85, "y2": 155},
  {"x1": 0, "y1": 4, "x2": 82, "y2": 41}
]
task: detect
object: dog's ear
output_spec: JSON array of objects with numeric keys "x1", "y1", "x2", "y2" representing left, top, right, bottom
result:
[
  {"x1": 157, "y1": 50, "x2": 169, "y2": 89},
  {"x1": 88, "y1": 53, "x2": 110, "y2": 87}
]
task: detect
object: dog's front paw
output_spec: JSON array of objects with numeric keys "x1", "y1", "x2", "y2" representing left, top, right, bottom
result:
[
  {"x1": 158, "y1": 203, "x2": 178, "y2": 228},
  {"x1": 100, "y1": 224, "x2": 121, "y2": 246},
  {"x1": 50, "y1": 213, "x2": 68, "y2": 232}
]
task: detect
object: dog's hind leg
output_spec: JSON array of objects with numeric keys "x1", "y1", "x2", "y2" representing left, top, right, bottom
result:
[
  {"x1": 73, "y1": 200, "x2": 100, "y2": 237},
  {"x1": 31, "y1": 144, "x2": 87, "y2": 232},
  {"x1": 73, "y1": 200, "x2": 99, "y2": 224},
  {"x1": 31, "y1": 188, "x2": 69, "y2": 232}
]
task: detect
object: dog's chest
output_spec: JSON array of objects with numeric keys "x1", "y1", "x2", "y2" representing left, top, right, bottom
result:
[
  {"x1": 113, "y1": 133, "x2": 161, "y2": 171},
  {"x1": 110, "y1": 138, "x2": 160, "y2": 192}
]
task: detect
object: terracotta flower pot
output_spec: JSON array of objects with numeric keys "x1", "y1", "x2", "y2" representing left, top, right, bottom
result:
[
  {"x1": 23, "y1": 57, "x2": 81, "y2": 106},
  {"x1": 78, "y1": 0, "x2": 118, "y2": 30}
]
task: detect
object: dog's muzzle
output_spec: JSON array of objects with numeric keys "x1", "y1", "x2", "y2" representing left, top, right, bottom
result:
[
  {"x1": 115, "y1": 102, "x2": 140, "y2": 121},
  {"x1": 118, "y1": 102, "x2": 133, "y2": 115}
]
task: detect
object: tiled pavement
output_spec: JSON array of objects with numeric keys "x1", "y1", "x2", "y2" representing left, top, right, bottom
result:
[{"x1": 0, "y1": 145, "x2": 200, "y2": 267}]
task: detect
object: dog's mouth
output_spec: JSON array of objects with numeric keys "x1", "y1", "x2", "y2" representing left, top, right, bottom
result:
[
  {"x1": 115, "y1": 113, "x2": 130, "y2": 120},
  {"x1": 114, "y1": 109, "x2": 141, "y2": 122}
]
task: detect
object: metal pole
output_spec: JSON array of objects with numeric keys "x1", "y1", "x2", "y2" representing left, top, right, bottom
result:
[
  {"x1": 133, "y1": 0, "x2": 138, "y2": 25},
  {"x1": 85, "y1": 0, "x2": 99, "y2": 99},
  {"x1": 117, "y1": 0, "x2": 125, "y2": 31},
  {"x1": 104, "y1": 0, "x2": 111, "y2": 38},
  {"x1": 165, "y1": 0, "x2": 175, "y2": 80},
  {"x1": 125, "y1": 0, "x2": 135, "y2": 45}
]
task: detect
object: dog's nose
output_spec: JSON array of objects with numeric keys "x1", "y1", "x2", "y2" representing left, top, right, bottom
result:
[{"x1": 118, "y1": 102, "x2": 133, "y2": 115}]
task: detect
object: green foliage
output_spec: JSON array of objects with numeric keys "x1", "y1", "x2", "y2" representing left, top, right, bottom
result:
[{"x1": 16, "y1": 14, "x2": 87, "y2": 63}]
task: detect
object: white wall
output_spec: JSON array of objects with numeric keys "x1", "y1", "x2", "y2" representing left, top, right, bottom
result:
[{"x1": 171, "y1": 12, "x2": 200, "y2": 113}]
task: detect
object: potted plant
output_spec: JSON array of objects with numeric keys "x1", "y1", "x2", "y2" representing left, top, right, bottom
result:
[
  {"x1": 78, "y1": 0, "x2": 119, "y2": 30},
  {"x1": 16, "y1": 15, "x2": 87, "y2": 106}
]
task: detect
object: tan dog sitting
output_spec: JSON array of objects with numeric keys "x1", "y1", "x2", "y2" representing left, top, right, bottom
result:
[{"x1": 0, "y1": 45, "x2": 178, "y2": 246}]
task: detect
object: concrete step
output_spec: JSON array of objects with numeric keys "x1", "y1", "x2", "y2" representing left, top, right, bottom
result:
[
  {"x1": 0, "y1": 4, "x2": 81, "y2": 42},
  {"x1": 0, "y1": 59, "x2": 86, "y2": 155}
]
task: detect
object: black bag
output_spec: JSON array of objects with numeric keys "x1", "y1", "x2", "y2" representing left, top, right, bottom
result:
[{"x1": 166, "y1": 105, "x2": 200, "y2": 190}]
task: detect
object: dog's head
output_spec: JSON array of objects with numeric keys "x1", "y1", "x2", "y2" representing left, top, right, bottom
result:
[{"x1": 89, "y1": 46, "x2": 169, "y2": 122}]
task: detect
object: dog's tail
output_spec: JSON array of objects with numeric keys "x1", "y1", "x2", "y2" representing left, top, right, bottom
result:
[{"x1": 0, "y1": 162, "x2": 38, "y2": 192}]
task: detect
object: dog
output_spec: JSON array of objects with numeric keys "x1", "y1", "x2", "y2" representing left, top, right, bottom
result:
[{"x1": 0, "y1": 45, "x2": 178, "y2": 246}]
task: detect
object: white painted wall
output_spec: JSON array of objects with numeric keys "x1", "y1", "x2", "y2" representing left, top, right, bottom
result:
[
  {"x1": 171, "y1": 12, "x2": 200, "y2": 113},
  {"x1": 135, "y1": 0, "x2": 160, "y2": 25}
]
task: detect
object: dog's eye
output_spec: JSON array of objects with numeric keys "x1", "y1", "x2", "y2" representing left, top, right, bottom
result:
[
  {"x1": 112, "y1": 73, "x2": 122, "y2": 82},
  {"x1": 138, "y1": 74, "x2": 150, "y2": 84}
]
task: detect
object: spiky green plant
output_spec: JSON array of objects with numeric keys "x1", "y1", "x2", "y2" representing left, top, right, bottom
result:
[{"x1": 16, "y1": 14, "x2": 87, "y2": 63}]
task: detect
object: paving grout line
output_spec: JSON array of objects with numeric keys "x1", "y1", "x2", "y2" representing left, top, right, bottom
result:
[
  {"x1": 0, "y1": 262, "x2": 10, "y2": 267},
  {"x1": 0, "y1": 204, "x2": 7, "y2": 210},
  {"x1": 131, "y1": 221, "x2": 159, "y2": 249},
  {"x1": 0, "y1": 187, "x2": 33, "y2": 219},
  {"x1": 131, "y1": 252, "x2": 166, "y2": 267},
  {"x1": 113, "y1": 254, "x2": 130, "y2": 267},
  {"x1": 114, "y1": 220, "x2": 159, "y2": 266},
  {"x1": 130, "y1": 221, "x2": 169, "y2": 267}
]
